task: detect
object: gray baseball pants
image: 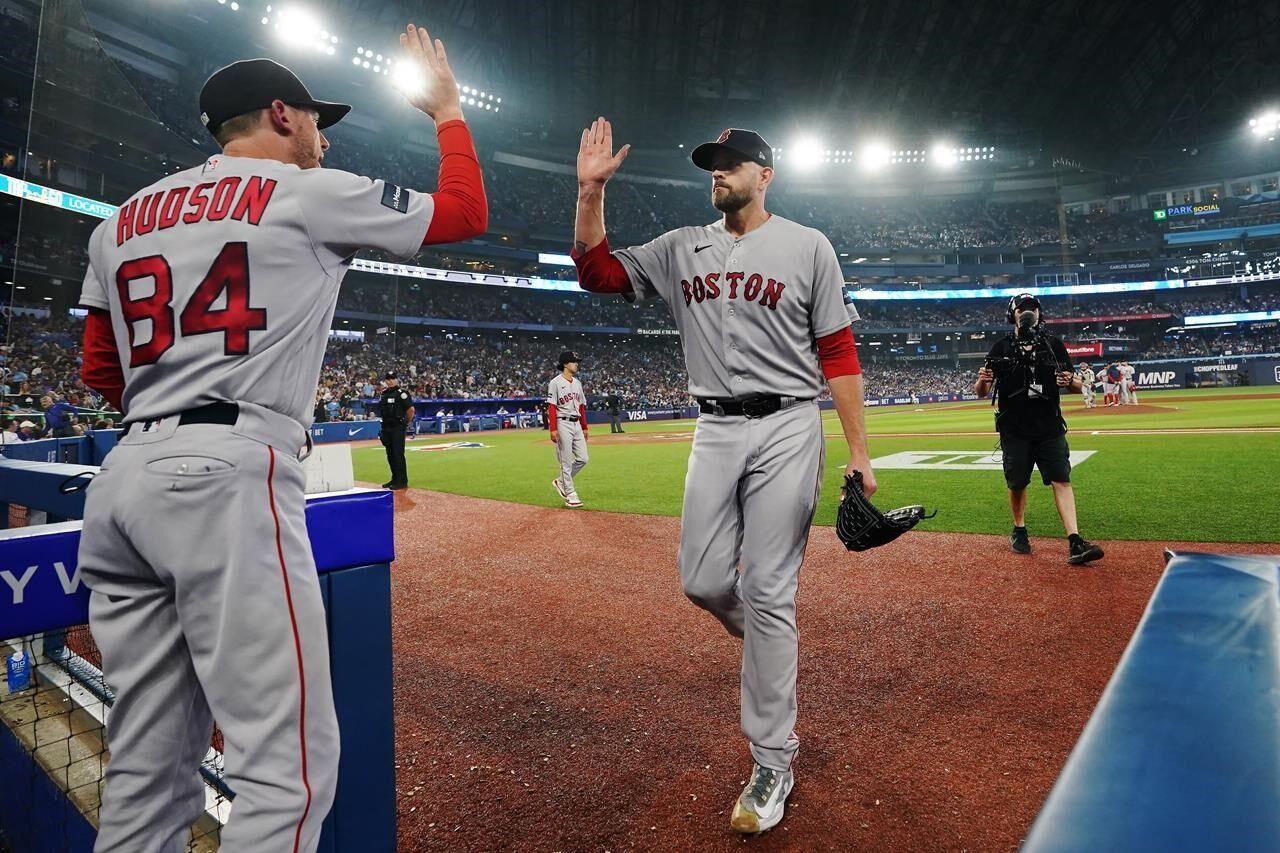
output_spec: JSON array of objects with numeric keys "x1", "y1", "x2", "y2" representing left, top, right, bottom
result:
[
  {"x1": 678, "y1": 401, "x2": 825, "y2": 772},
  {"x1": 555, "y1": 420, "x2": 589, "y2": 497},
  {"x1": 77, "y1": 409, "x2": 338, "y2": 852}
]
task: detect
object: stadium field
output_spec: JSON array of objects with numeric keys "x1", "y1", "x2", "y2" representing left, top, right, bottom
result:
[{"x1": 353, "y1": 387, "x2": 1280, "y2": 544}]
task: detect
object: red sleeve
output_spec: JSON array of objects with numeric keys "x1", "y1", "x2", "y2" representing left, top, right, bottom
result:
[
  {"x1": 422, "y1": 119, "x2": 488, "y2": 245},
  {"x1": 548, "y1": 404, "x2": 558, "y2": 431},
  {"x1": 817, "y1": 326, "x2": 861, "y2": 380},
  {"x1": 571, "y1": 238, "x2": 633, "y2": 295},
  {"x1": 579, "y1": 403, "x2": 588, "y2": 432},
  {"x1": 81, "y1": 308, "x2": 125, "y2": 411}
]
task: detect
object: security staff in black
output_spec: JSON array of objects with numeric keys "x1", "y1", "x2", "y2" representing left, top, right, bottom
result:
[
  {"x1": 975, "y1": 294, "x2": 1104, "y2": 565},
  {"x1": 378, "y1": 372, "x2": 414, "y2": 490},
  {"x1": 606, "y1": 392, "x2": 624, "y2": 434}
]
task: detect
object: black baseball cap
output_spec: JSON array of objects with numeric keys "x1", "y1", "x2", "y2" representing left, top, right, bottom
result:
[
  {"x1": 383, "y1": 372, "x2": 398, "y2": 380},
  {"x1": 558, "y1": 350, "x2": 581, "y2": 368},
  {"x1": 199, "y1": 58, "x2": 351, "y2": 137},
  {"x1": 691, "y1": 128, "x2": 774, "y2": 171}
]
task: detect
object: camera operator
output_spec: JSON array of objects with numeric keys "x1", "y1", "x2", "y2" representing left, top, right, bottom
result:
[{"x1": 974, "y1": 294, "x2": 1104, "y2": 565}]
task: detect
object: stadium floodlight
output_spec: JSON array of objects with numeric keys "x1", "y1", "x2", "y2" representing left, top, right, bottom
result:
[
  {"x1": 1250, "y1": 111, "x2": 1279, "y2": 136},
  {"x1": 230, "y1": 1, "x2": 239, "y2": 9},
  {"x1": 787, "y1": 137, "x2": 826, "y2": 171},
  {"x1": 273, "y1": 6, "x2": 326, "y2": 52},
  {"x1": 931, "y1": 143, "x2": 957, "y2": 168},
  {"x1": 859, "y1": 141, "x2": 892, "y2": 172},
  {"x1": 391, "y1": 59, "x2": 426, "y2": 97},
  {"x1": 351, "y1": 56, "x2": 360, "y2": 64}
]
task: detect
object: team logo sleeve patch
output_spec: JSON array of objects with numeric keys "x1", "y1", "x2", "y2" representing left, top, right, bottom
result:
[{"x1": 380, "y1": 182, "x2": 409, "y2": 213}]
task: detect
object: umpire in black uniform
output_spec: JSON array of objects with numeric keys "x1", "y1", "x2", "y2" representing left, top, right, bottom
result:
[
  {"x1": 606, "y1": 391, "x2": 624, "y2": 434},
  {"x1": 378, "y1": 372, "x2": 414, "y2": 490},
  {"x1": 975, "y1": 294, "x2": 1104, "y2": 565}
]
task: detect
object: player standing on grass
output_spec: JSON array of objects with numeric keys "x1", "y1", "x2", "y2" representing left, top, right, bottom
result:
[
  {"x1": 1077, "y1": 362, "x2": 1096, "y2": 408},
  {"x1": 570, "y1": 121, "x2": 874, "y2": 835},
  {"x1": 76, "y1": 24, "x2": 485, "y2": 851},
  {"x1": 549, "y1": 350, "x2": 589, "y2": 508}
]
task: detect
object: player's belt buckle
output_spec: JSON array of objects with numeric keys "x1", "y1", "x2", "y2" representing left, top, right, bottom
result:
[{"x1": 741, "y1": 397, "x2": 778, "y2": 419}]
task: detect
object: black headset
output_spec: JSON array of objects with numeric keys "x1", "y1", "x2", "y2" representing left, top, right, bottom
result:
[{"x1": 1006, "y1": 293, "x2": 1044, "y2": 324}]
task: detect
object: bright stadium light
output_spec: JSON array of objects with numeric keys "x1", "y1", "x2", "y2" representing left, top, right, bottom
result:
[
  {"x1": 859, "y1": 141, "x2": 892, "y2": 172},
  {"x1": 391, "y1": 60, "x2": 426, "y2": 97},
  {"x1": 931, "y1": 143, "x2": 957, "y2": 168},
  {"x1": 274, "y1": 6, "x2": 328, "y2": 52},
  {"x1": 787, "y1": 137, "x2": 826, "y2": 172},
  {"x1": 1250, "y1": 111, "x2": 1279, "y2": 137}
]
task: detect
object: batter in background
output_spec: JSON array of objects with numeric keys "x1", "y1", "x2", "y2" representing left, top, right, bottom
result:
[
  {"x1": 75, "y1": 23, "x2": 486, "y2": 851},
  {"x1": 571, "y1": 121, "x2": 874, "y2": 835},
  {"x1": 549, "y1": 350, "x2": 589, "y2": 508}
]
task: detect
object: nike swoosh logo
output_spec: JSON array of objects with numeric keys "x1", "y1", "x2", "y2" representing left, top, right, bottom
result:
[
  {"x1": 694, "y1": 244, "x2": 712, "y2": 253},
  {"x1": 348, "y1": 428, "x2": 363, "y2": 436}
]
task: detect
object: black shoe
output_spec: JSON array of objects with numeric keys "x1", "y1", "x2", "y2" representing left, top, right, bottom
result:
[
  {"x1": 387, "y1": 482, "x2": 409, "y2": 491},
  {"x1": 1010, "y1": 526, "x2": 1031, "y2": 554},
  {"x1": 1067, "y1": 537, "x2": 1104, "y2": 565},
  {"x1": 382, "y1": 481, "x2": 393, "y2": 488}
]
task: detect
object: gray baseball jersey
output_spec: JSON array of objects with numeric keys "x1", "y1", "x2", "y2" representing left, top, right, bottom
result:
[
  {"x1": 613, "y1": 215, "x2": 852, "y2": 399},
  {"x1": 547, "y1": 373, "x2": 586, "y2": 419},
  {"x1": 548, "y1": 373, "x2": 588, "y2": 501},
  {"x1": 80, "y1": 154, "x2": 435, "y2": 426},
  {"x1": 77, "y1": 152, "x2": 439, "y2": 851},
  {"x1": 601, "y1": 212, "x2": 857, "y2": 774}
]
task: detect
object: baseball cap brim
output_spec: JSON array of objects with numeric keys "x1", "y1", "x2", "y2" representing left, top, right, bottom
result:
[
  {"x1": 304, "y1": 99, "x2": 351, "y2": 130},
  {"x1": 691, "y1": 142, "x2": 745, "y2": 171}
]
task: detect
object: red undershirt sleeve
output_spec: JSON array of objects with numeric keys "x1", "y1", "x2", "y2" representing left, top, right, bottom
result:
[
  {"x1": 570, "y1": 238, "x2": 633, "y2": 295},
  {"x1": 579, "y1": 403, "x2": 588, "y2": 432},
  {"x1": 548, "y1": 405, "x2": 558, "y2": 432},
  {"x1": 817, "y1": 326, "x2": 861, "y2": 380},
  {"x1": 422, "y1": 119, "x2": 488, "y2": 245},
  {"x1": 81, "y1": 308, "x2": 126, "y2": 411}
]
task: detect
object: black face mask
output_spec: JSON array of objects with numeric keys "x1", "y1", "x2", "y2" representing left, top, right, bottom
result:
[{"x1": 1016, "y1": 311, "x2": 1036, "y2": 336}]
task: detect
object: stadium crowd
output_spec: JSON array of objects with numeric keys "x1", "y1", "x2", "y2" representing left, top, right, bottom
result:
[{"x1": 5, "y1": 305, "x2": 1277, "y2": 438}]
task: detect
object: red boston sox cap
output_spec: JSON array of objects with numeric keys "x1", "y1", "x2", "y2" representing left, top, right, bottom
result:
[
  {"x1": 691, "y1": 128, "x2": 774, "y2": 171},
  {"x1": 199, "y1": 58, "x2": 351, "y2": 137}
]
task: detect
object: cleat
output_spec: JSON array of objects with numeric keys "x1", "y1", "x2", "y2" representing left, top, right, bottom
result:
[
  {"x1": 730, "y1": 764, "x2": 794, "y2": 834},
  {"x1": 564, "y1": 494, "x2": 583, "y2": 508},
  {"x1": 1010, "y1": 526, "x2": 1031, "y2": 554},
  {"x1": 1068, "y1": 538, "x2": 1104, "y2": 565},
  {"x1": 552, "y1": 478, "x2": 568, "y2": 500}
]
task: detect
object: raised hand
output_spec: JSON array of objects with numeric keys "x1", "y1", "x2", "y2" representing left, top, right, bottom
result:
[
  {"x1": 398, "y1": 23, "x2": 462, "y2": 123},
  {"x1": 577, "y1": 117, "x2": 631, "y2": 187}
]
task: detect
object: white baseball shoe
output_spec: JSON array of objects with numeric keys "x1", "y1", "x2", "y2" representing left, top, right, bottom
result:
[
  {"x1": 552, "y1": 478, "x2": 567, "y2": 499},
  {"x1": 564, "y1": 494, "x2": 583, "y2": 508},
  {"x1": 730, "y1": 764, "x2": 794, "y2": 834}
]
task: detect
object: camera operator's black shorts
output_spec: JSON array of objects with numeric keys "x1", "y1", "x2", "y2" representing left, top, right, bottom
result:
[{"x1": 999, "y1": 431, "x2": 1071, "y2": 489}]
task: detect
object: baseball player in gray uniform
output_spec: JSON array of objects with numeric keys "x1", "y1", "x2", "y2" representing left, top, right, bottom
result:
[
  {"x1": 571, "y1": 122, "x2": 875, "y2": 834},
  {"x1": 548, "y1": 350, "x2": 589, "y2": 508},
  {"x1": 76, "y1": 25, "x2": 486, "y2": 852}
]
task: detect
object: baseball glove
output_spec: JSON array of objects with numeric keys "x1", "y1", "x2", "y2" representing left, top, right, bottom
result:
[{"x1": 836, "y1": 470, "x2": 936, "y2": 552}]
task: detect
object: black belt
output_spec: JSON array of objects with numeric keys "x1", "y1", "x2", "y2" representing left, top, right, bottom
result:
[
  {"x1": 123, "y1": 402, "x2": 240, "y2": 436},
  {"x1": 697, "y1": 396, "x2": 811, "y2": 419},
  {"x1": 563, "y1": 415, "x2": 580, "y2": 422}
]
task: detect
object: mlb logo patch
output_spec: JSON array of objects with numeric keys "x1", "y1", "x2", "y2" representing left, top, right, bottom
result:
[{"x1": 381, "y1": 183, "x2": 409, "y2": 213}]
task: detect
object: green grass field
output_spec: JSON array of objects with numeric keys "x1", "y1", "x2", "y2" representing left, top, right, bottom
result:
[{"x1": 353, "y1": 386, "x2": 1280, "y2": 543}]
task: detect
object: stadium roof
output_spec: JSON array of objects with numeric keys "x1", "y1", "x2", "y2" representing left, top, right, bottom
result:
[
  {"x1": 75, "y1": 0, "x2": 1280, "y2": 172},
  {"x1": 329, "y1": 0, "x2": 1278, "y2": 160}
]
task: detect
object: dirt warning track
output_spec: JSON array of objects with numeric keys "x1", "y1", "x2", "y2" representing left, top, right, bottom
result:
[{"x1": 383, "y1": 488, "x2": 1276, "y2": 851}]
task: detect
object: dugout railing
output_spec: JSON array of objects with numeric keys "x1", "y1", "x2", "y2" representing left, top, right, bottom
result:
[{"x1": 1024, "y1": 550, "x2": 1280, "y2": 852}]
